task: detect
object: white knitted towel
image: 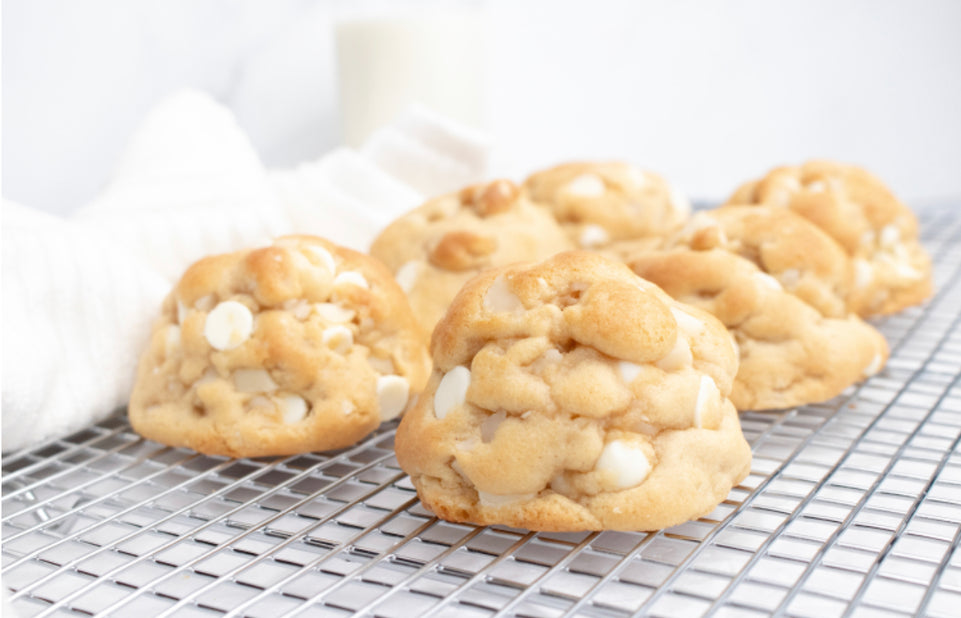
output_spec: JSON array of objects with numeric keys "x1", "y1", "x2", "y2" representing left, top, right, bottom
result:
[
  {"x1": 1, "y1": 203, "x2": 170, "y2": 452},
  {"x1": 1, "y1": 90, "x2": 490, "y2": 453}
]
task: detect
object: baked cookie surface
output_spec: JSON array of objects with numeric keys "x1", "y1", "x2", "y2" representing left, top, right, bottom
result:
[
  {"x1": 370, "y1": 179, "x2": 573, "y2": 333},
  {"x1": 523, "y1": 161, "x2": 690, "y2": 249},
  {"x1": 628, "y1": 248, "x2": 889, "y2": 411},
  {"x1": 396, "y1": 251, "x2": 751, "y2": 531},
  {"x1": 726, "y1": 160, "x2": 932, "y2": 316},
  {"x1": 129, "y1": 235, "x2": 431, "y2": 458},
  {"x1": 666, "y1": 206, "x2": 854, "y2": 318}
]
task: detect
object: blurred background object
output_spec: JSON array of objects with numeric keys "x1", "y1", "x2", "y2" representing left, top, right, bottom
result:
[
  {"x1": 335, "y1": 0, "x2": 485, "y2": 148},
  {"x1": 3, "y1": 0, "x2": 961, "y2": 215}
]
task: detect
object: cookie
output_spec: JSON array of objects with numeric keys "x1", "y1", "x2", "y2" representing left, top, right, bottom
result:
[
  {"x1": 727, "y1": 160, "x2": 932, "y2": 316},
  {"x1": 666, "y1": 206, "x2": 854, "y2": 318},
  {"x1": 129, "y1": 235, "x2": 431, "y2": 458},
  {"x1": 395, "y1": 251, "x2": 751, "y2": 531},
  {"x1": 370, "y1": 179, "x2": 573, "y2": 333},
  {"x1": 523, "y1": 161, "x2": 691, "y2": 249},
  {"x1": 627, "y1": 248, "x2": 889, "y2": 411}
]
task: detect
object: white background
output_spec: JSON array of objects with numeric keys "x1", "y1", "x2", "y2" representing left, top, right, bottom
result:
[{"x1": 4, "y1": 0, "x2": 961, "y2": 215}]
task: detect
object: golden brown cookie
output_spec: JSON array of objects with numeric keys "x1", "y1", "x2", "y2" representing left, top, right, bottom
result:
[
  {"x1": 628, "y1": 248, "x2": 889, "y2": 411},
  {"x1": 726, "y1": 160, "x2": 932, "y2": 316},
  {"x1": 523, "y1": 161, "x2": 691, "y2": 249},
  {"x1": 370, "y1": 179, "x2": 573, "y2": 333},
  {"x1": 666, "y1": 206, "x2": 854, "y2": 318},
  {"x1": 396, "y1": 251, "x2": 751, "y2": 532},
  {"x1": 129, "y1": 235, "x2": 431, "y2": 458}
]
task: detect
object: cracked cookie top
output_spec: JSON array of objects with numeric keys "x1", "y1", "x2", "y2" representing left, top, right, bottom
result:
[
  {"x1": 396, "y1": 251, "x2": 751, "y2": 531},
  {"x1": 665, "y1": 206, "x2": 854, "y2": 318},
  {"x1": 726, "y1": 160, "x2": 932, "y2": 316},
  {"x1": 627, "y1": 248, "x2": 889, "y2": 411},
  {"x1": 523, "y1": 161, "x2": 691, "y2": 249},
  {"x1": 370, "y1": 179, "x2": 573, "y2": 334},
  {"x1": 129, "y1": 235, "x2": 431, "y2": 457}
]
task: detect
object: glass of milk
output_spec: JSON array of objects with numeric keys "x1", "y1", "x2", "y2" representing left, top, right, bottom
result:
[{"x1": 334, "y1": 0, "x2": 486, "y2": 148}]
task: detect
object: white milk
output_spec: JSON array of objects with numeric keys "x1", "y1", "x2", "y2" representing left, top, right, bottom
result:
[{"x1": 335, "y1": 9, "x2": 485, "y2": 148}]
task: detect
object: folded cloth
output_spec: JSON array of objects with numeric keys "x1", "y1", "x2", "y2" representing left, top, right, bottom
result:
[
  {"x1": 1, "y1": 90, "x2": 490, "y2": 453},
  {"x1": 362, "y1": 103, "x2": 491, "y2": 197},
  {"x1": 73, "y1": 91, "x2": 293, "y2": 281},
  {"x1": 270, "y1": 148, "x2": 423, "y2": 251},
  {"x1": 1, "y1": 203, "x2": 170, "y2": 452}
]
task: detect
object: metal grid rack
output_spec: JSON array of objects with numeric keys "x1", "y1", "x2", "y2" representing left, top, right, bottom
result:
[{"x1": 3, "y1": 205, "x2": 961, "y2": 618}]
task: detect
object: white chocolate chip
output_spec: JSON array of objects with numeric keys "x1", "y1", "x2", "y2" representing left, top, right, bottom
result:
[
  {"x1": 670, "y1": 307, "x2": 706, "y2": 337},
  {"x1": 204, "y1": 301, "x2": 254, "y2": 351},
  {"x1": 854, "y1": 259, "x2": 874, "y2": 289},
  {"x1": 477, "y1": 491, "x2": 536, "y2": 507},
  {"x1": 248, "y1": 395, "x2": 273, "y2": 410},
  {"x1": 874, "y1": 244, "x2": 924, "y2": 279},
  {"x1": 635, "y1": 421, "x2": 660, "y2": 436},
  {"x1": 483, "y1": 275, "x2": 524, "y2": 313},
  {"x1": 784, "y1": 175, "x2": 802, "y2": 191},
  {"x1": 176, "y1": 301, "x2": 187, "y2": 324},
  {"x1": 541, "y1": 348, "x2": 563, "y2": 364},
  {"x1": 694, "y1": 375, "x2": 720, "y2": 429},
  {"x1": 564, "y1": 173, "x2": 606, "y2": 197},
  {"x1": 195, "y1": 294, "x2": 217, "y2": 312},
  {"x1": 618, "y1": 361, "x2": 644, "y2": 385},
  {"x1": 450, "y1": 459, "x2": 468, "y2": 479},
  {"x1": 234, "y1": 369, "x2": 278, "y2": 393},
  {"x1": 334, "y1": 271, "x2": 369, "y2": 290},
  {"x1": 394, "y1": 261, "x2": 421, "y2": 294},
  {"x1": 779, "y1": 268, "x2": 801, "y2": 288},
  {"x1": 341, "y1": 400, "x2": 355, "y2": 415},
  {"x1": 754, "y1": 272, "x2": 783, "y2": 292},
  {"x1": 531, "y1": 348, "x2": 564, "y2": 374},
  {"x1": 321, "y1": 325, "x2": 354, "y2": 354},
  {"x1": 434, "y1": 366, "x2": 471, "y2": 420},
  {"x1": 164, "y1": 325, "x2": 181, "y2": 356},
  {"x1": 806, "y1": 180, "x2": 827, "y2": 193},
  {"x1": 288, "y1": 250, "x2": 313, "y2": 273},
  {"x1": 283, "y1": 299, "x2": 312, "y2": 320},
  {"x1": 578, "y1": 224, "x2": 610, "y2": 248},
  {"x1": 314, "y1": 302, "x2": 355, "y2": 323},
  {"x1": 596, "y1": 440, "x2": 652, "y2": 490},
  {"x1": 303, "y1": 245, "x2": 337, "y2": 275},
  {"x1": 434, "y1": 197, "x2": 460, "y2": 219},
  {"x1": 863, "y1": 352, "x2": 883, "y2": 377},
  {"x1": 668, "y1": 185, "x2": 692, "y2": 218},
  {"x1": 368, "y1": 356, "x2": 396, "y2": 375},
  {"x1": 894, "y1": 260, "x2": 923, "y2": 279},
  {"x1": 281, "y1": 394, "x2": 309, "y2": 423},
  {"x1": 879, "y1": 224, "x2": 901, "y2": 249},
  {"x1": 376, "y1": 375, "x2": 410, "y2": 421},
  {"x1": 480, "y1": 410, "x2": 507, "y2": 443},
  {"x1": 656, "y1": 336, "x2": 693, "y2": 372}
]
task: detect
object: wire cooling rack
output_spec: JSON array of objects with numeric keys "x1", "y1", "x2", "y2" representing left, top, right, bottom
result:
[{"x1": 4, "y1": 206, "x2": 961, "y2": 618}]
